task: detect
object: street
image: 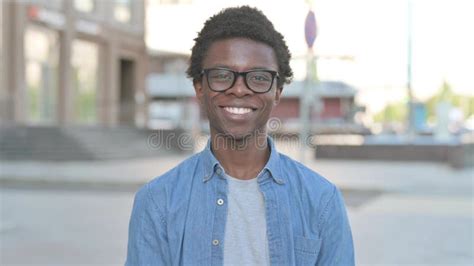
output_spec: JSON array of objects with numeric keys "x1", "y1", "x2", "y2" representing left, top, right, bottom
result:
[
  {"x1": 1, "y1": 188, "x2": 132, "y2": 265},
  {"x1": 1, "y1": 147, "x2": 473, "y2": 265}
]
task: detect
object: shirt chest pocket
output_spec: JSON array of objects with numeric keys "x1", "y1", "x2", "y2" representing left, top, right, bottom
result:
[{"x1": 294, "y1": 236, "x2": 322, "y2": 266}]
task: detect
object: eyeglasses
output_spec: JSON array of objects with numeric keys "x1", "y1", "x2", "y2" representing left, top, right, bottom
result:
[{"x1": 201, "y1": 68, "x2": 279, "y2": 93}]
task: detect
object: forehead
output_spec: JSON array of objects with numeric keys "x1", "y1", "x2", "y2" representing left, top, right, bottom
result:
[{"x1": 202, "y1": 38, "x2": 278, "y2": 71}]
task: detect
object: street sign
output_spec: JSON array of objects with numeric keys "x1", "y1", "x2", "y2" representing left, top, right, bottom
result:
[{"x1": 305, "y1": 10, "x2": 317, "y2": 48}]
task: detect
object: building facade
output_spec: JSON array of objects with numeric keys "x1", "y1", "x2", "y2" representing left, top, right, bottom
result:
[{"x1": 1, "y1": 0, "x2": 147, "y2": 127}]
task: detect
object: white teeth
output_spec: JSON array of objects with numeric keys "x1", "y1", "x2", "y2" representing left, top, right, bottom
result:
[{"x1": 224, "y1": 107, "x2": 252, "y2": 115}]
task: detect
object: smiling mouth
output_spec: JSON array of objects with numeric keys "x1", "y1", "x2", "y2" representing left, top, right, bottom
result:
[{"x1": 222, "y1": 107, "x2": 255, "y2": 115}]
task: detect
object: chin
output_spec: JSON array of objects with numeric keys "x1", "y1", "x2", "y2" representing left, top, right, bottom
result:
[
  {"x1": 228, "y1": 128, "x2": 269, "y2": 142},
  {"x1": 221, "y1": 131, "x2": 252, "y2": 141},
  {"x1": 212, "y1": 124, "x2": 267, "y2": 141}
]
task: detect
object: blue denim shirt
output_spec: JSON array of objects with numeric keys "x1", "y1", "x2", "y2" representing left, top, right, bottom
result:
[{"x1": 126, "y1": 137, "x2": 354, "y2": 265}]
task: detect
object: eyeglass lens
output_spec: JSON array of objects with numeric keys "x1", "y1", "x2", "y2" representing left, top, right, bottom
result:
[{"x1": 207, "y1": 69, "x2": 274, "y2": 93}]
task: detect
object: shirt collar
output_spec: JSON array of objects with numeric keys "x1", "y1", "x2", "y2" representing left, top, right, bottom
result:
[
  {"x1": 201, "y1": 138, "x2": 220, "y2": 182},
  {"x1": 200, "y1": 136, "x2": 284, "y2": 184},
  {"x1": 264, "y1": 136, "x2": 285, "y2": 184}
]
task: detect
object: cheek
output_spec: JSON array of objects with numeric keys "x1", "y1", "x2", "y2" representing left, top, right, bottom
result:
[
  {"x1": 197, "y1": 96, "x2": 207, "y2": 113},
  {"x1": 262, "y1": 95, "x2": 278, "y2": 113},
  {"x1": 202, "y1": 93, "x2": 219, "y2": 115}
]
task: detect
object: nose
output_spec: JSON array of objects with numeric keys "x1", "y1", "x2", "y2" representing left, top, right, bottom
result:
[{"x1": 225, "y1": 74, "x2": 254, "y2": 97}]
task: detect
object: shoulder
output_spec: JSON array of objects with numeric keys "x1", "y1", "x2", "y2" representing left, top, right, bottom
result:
[
  {"x1": 279, "y1": 152, "x2": 336, "y2": 196},
  {"x1": 134, "y1": 152, "x2": 202, "y2": 211},
  {"x1": 278, "y1": 153, "x2": 341, "y2": 217},
  {"x1": 278, "y1": 153, "x2": 348, "y2": 230},
  {"x1": 149, "y1": 152, "x2": 201, "y2": 188}
]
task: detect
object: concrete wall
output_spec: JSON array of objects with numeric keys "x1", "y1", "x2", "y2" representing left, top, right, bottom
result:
[{"x1": 315, "y1": 143, "x2": 474, "y2": 169}]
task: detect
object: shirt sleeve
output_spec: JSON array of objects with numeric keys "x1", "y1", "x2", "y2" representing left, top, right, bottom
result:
[
  {"x1": 125, "y1": 183, "x2": 170, "y2": 265},
  {"x1": 316, "y1": 186, "x2": 355, "y2": 266}
]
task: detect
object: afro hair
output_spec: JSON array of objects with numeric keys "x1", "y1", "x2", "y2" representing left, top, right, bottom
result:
[{"x1": 187, "y1": 6, "x2": 293, "y2": 88}]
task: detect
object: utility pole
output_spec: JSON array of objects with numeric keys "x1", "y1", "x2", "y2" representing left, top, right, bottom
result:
[
  {"x1": 407, "y1": 0, "x2": 415, "y2": 136},
  {"x1": 300, "y1": 5, "x2": 318, "y2": 162}
]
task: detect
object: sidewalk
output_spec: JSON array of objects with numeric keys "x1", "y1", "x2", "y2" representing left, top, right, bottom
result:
[
  {"x1": 1, "y1": 142, "x2": 473, "y2": 265},
  {"x1": 1, "y1": 140, "x2": 472, "y2": 195},
  {"x1": 0, "y1": 156, "x2": 183, "y2": 190}
]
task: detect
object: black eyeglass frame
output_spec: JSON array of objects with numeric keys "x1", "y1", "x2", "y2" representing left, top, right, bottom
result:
[{"x1": 200, "y1": 67, "x2": 280, "y2": 93}]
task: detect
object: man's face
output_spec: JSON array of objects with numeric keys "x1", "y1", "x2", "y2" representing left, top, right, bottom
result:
[{"x1": 194, "y1": 38, "x2": 282, "y2": 140}]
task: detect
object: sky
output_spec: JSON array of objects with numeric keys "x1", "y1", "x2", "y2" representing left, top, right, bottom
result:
[{"x1": 146, "y1": 0, "x2": 474, "y2": 114}]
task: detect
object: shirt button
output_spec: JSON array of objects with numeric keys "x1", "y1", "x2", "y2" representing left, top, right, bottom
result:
[
  {"x1": 216, "y1": 168, "x2": 222, "y2": 175},
  {"x1": 212, "y1": 239, "x2": 219, "y2": 246},
  {"x1": 217, "y1": 199, "x2": 224, "y2": 205}
]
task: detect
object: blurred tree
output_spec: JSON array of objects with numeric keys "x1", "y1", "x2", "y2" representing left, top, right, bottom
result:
[
  {"x1": 425, "y1": 81, "x2": 473, "y2": 122},
  {"x1": 375, "y1": 81, "x2": 473, "y2": 123},
  {"x1": 374, "y1": 101, "x2": 407, "y2": 122}
]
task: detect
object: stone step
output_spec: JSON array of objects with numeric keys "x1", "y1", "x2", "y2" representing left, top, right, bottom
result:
[{"x1": 0, "y1": 126, "x2": 186, "y2": 161}]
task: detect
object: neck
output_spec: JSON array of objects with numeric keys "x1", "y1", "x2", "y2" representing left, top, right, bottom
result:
[{"x1": 210, "y1": 131, "x2": 270, "y2": 180}]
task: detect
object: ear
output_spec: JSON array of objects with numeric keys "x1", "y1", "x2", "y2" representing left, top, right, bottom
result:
[
  {"x1": 273, "y1": 87, "x2": 283, "y2": 106},
  {"x1": 193, "y1": 79, "x2": 204, "y2": 101}
]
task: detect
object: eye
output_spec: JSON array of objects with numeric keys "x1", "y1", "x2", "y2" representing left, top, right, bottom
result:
[
  {"x1": 209, "y1": 70, "x2": 233, "y2": 81},
  {"x1": 249, "y1": 72, "x2": 271, "y2": 82},
  {"x1": 254, "y1": 75, "x2": 270, "y2": 81}
]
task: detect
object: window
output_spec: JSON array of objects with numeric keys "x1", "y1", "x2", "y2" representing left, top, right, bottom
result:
[
  {"x1": 114, "y1": 0, "x2": 132, "y2": 23},
  {"x1": 24, "y1": 25, "x2": 59, "y2": 124},
  {"x1": 71, "y1": 39, "x2": 99, "y2": 124},
  {"x1": 74, "y1": 0, "x2": 95, "y2": 13}
]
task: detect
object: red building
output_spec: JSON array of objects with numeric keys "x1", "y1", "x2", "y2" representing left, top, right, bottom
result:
[{"x1": 271, "y1": 80, "x2": 366, "y2": 134}]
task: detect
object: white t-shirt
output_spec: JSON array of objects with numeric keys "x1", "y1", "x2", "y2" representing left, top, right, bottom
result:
[{"x1": 223, "y1": 173, "x2": 270, "y2": 266}]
